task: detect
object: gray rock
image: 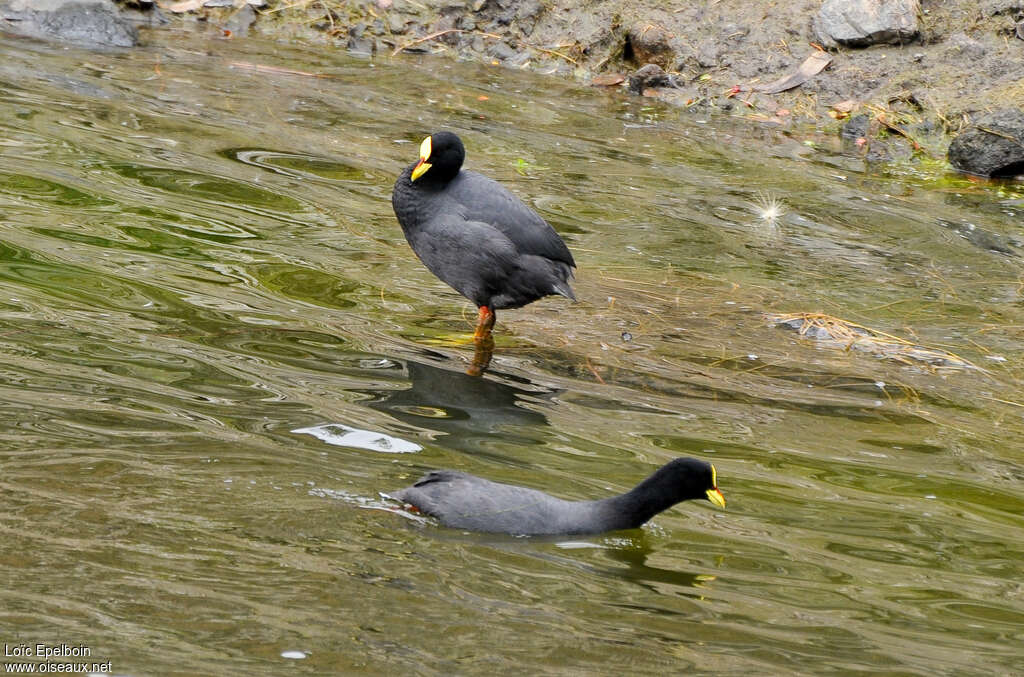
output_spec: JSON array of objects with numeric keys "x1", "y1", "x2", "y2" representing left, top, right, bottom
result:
[
  {"x1": 841, "y1": 113, "x2": 872, "y2": 139},
  {"x1": 223, "y1": 3, "x2": 256, "y2": 37},
  {"x1": 983, "y1": 0, "x2": 1024, "y2": 17},
  {"x1": 488, "y1": 40, "x2": 517, "y2": 61},
  {"x1": 516, "y1": 0, "x2": 543, "y2": 21},
  {"x1": 347, "y1": 36, "x2": 375, "y2": 55},
  {"x1": 944, "y1": 32, "x2": 987, "y2": 60},
  {"x1": 948, "y1": 108, "x2": 1024, "y2": 177},
  {"x1": 628, "y1": 63, "x2": 676, "y2": 95},
  {"x1": 120, "y1": 2, "x2": 168, "y2": 28},
  {"x1": 695, "y1": 40, "x2": 720, "y2": 69},
  {"x1": 0, "y1": 0, "x2": 138, "y2": 47},
  {"x1": 815, "y1": 0, "x2": 919, "y2": 48}
]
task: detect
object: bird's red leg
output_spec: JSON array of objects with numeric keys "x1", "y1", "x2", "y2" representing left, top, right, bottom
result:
[
  {"x1": 467, "y1": 306, "x2": 495, "y2": 376},
  {"x1": 473, "y1": 306, "x2": 495, "y2": 340}
]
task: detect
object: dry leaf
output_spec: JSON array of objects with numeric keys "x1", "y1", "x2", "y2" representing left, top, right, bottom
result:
[
  {"x1": 591, "y1": 73, "x2": 625, "y2": 87},
  {"x1": 751, "y1": 51, "x2": 832, "y2": 94}
]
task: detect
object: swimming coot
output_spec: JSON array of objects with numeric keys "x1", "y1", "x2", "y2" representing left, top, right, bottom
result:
[
  {"x1": 391, "y1": 131, "x2": 576, "y2": 339},
  {"x1": 389, "y1": 457, "x2": 725, "y2": 536}
]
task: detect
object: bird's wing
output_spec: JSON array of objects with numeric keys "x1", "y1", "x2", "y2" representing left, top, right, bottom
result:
[
  {"x1": 446, "y1": 171, "x2": 576, "y2": 268},
  {"x1": 407, "y1": 215, "x2": 525, "y2": 303}
]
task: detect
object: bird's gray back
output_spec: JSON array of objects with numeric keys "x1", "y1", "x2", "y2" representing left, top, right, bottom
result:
[{"x1": 392, "y1": 471, "x2": 605, "y2": 535}]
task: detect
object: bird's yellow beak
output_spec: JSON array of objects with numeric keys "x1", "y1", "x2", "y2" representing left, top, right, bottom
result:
[
  {"x1": 706, "y1": 463, "x2": 725, "y2": 507},
  {"x1": 411, "y1": 135, "x2": 432, "y2": 181},
  {"x1": 706, "y1": 487, "x2": 726, "y2": 508}
]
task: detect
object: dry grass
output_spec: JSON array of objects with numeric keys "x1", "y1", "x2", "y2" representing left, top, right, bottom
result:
[{"x1": 767, "y1": 312, "x2": 979, "y2": 370}]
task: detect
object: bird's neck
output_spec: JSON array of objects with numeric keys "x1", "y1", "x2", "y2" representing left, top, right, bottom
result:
[
  {"x1": 585, "y1": 494, "x2": 654, "y2": 532},
  {"x1": 416, "y1": 168, "x2": 461, "y2": 191},
  {"x1": 597, "y1": 477, "x2": 683, "y2": 530}
]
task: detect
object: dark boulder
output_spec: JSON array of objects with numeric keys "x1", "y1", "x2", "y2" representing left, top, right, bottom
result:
[
  {"x1": 0, "y1": 0, "x2": 138, "y2": 48},
  {"x1": 814, "y1": 0, "x2": 919, "y2": 48},
  {"x1": 627, "y1": 63, "x2": 677, "y2": 95},
  {"x1": 627, "y1": 22, "x2": 675, "y2": 69},
  {"x1": 948, "y1": 109, "x2": 1024, "y2": 178},
  {"x1": 841, "y1": 113, "x2": 872, "y2": 140}
]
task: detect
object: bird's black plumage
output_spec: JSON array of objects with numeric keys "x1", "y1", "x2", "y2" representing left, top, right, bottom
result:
[
  {"x1": 391, "y1": 131, "x2": 576, "y2": 311},
  {"x1": 389, "y1": 457, "x2": 725, "y2": 536}
]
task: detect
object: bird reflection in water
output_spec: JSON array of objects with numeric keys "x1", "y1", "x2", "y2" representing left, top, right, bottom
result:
[
  {"x1": 467, "y1": 331, "x2": 494, "y2": 376},
  {"x1": 364, "y1": 358, "x2": 553, "y2": 454}
]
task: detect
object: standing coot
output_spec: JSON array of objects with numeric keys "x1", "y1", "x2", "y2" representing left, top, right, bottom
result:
[
  {"x1": 392, "y1": 131, "x2": 576, "y2": 340},
  {"x1": 389, "y1": 457, "x2": 726, "y2": 536}
]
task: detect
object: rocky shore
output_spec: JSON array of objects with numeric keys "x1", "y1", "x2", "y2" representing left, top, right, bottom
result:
[{"x1": 3, "y1": 0, "x2": 1023, "y2": 176}]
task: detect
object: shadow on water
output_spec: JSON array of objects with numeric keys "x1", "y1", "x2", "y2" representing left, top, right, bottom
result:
[{"x1": 365, "y1": 356, "x2": 553, "y2": 454}]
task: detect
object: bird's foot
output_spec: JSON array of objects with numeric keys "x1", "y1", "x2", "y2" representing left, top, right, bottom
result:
[{"x1": 472, "y1": 306, "x2": 495, "y2": 340}]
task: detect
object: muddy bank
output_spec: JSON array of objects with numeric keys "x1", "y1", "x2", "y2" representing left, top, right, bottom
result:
[
  {"x1": 256, "y1": 2, "x2": 1021, "y2": 116},
  {"x1": 5, "y1": 0, "x2": 1024, "y2": 167},
  {"x1": 162, "y1": 0, "x2": 1024, "y2": 163}
]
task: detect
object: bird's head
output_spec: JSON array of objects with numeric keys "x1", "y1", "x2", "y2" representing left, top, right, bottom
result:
[
  {"x1": 411, "y1": 131, "x2": 465, "y2": 183},
  {"x1": 640, "y1": 458, "x2": 726, "y2": 509}
]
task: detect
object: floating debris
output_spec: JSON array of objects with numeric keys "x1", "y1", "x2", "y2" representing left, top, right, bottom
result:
[
  {"x1": 768, "y1": 312, "x2": 978, "y2": 370},
  {"x1": 293, "y1": 423, "x2": 422, "y2": 453},
  {"x1": 591, "y1": 73, "x2": 626, "y2": 87}
]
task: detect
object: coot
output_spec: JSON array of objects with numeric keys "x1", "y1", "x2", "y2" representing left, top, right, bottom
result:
[
  {"x1": 392, "y1": 131, "x2": 576, "y2": 339},
  {"x1": 389, "y1": 457, "x2": 725, "y2": 536}
]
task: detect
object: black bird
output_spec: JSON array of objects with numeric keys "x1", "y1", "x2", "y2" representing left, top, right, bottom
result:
[
  {"x1": 389, "y1": 457, "x2": 726, "y2": 536},
  {"x1": 392, "y1": 131, "x2": 576, "y2": 341}
]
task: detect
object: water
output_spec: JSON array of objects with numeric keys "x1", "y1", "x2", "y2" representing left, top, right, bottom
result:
[{"x1": 1, "y1": 29, "x2": 1022, "y2": 675}]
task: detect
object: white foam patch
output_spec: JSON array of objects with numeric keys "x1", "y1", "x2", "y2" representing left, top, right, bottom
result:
[
  {"x1": 293, "y1": 423, "x2": 421, "y2": 453},
  {"x1": 309, "y1": 487, "x2": 433, "y2": 525},
  {"x1": 554, "y1": 540, "x2": 608, "y2": 550}
]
